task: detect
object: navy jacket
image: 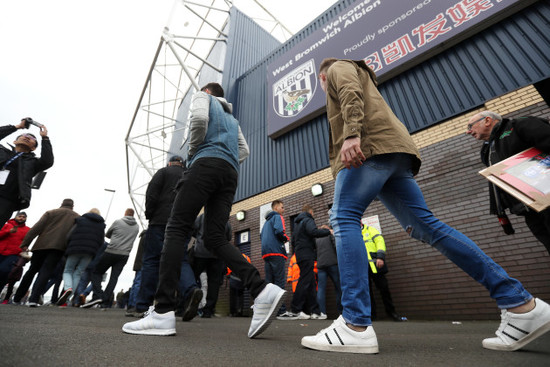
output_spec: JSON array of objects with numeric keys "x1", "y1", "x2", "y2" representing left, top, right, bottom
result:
[
  {"x1": 292, "y1": 211, "x2": 330, "y2": 262},
  {"x1": 261, "y1": 211, "x2": 289, "y2": 260},
  {"x1": 65, "y1": 212, "x2": 106, "y2": 257}
]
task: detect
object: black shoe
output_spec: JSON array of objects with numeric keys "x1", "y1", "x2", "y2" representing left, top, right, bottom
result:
[
  {"x1": 81, "y1": 299, "x2": 102, "y2": 308},
  {"x1": 182, "y1": 288, "x2": 203, "y2": 322},
  {"x1": 56, "y1": 288, "x2": 73, "y2": 306}
]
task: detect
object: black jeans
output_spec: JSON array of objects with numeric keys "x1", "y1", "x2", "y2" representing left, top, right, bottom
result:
[
  {"x1": 368, "y1": 269, "x2": 396, "y2": 318},
  {"x1": 524, "y1": 208, "x2": 550, "y2": 256},
  {"x1": 291, "y1": 259, "x2": 319, "y2": 314},
  {"x1": 91, "y1": 252, "x2": 128, "y2": 304},
  {"x1": 14, "y1": 249, "x2": 64, "y2": 303},
  {"x1": 155, "y1": 158, "x2": 266, "y2": 314}
]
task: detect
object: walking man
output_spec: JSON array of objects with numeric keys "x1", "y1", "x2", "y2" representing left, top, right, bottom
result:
[
  {"x1": 301, "y1": 58, "x2": 550, "y2": 354},
  {"x1": 123, "y1": 82, "x2": 285, "y2": 338}
]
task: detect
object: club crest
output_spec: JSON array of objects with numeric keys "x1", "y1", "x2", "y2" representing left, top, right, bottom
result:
[{"x1": 272, "y1": 59, "x2": 317, "y2": 118}]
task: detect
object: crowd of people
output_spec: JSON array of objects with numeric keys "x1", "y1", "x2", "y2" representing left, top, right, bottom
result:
[{"x1": 1, "y1": 56, "x2": 550, "y2": 356}]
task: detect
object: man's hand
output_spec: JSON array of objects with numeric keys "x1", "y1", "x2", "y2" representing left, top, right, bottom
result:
[
  {"x1": 376, "y1": 259, "x2": 384, "y2": 269},
  {"x1": 15, "y1": 120, "x2": 27, "y2": 129},
  {"x1": 9, "y1": 226, "x2": 18, "y2": 233},
  {"x1": 340, "y1": 136, "x2": 365, "y2": 169},
  {"x1": 39, "y1": 124, "x2": 48, "y2": 137}
]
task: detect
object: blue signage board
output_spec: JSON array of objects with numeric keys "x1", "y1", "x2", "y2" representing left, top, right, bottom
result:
[{"x1": 266, "y1": 0, "x2": 533, "y2": 138}]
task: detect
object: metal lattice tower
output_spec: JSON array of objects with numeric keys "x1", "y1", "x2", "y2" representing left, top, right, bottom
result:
[{"x1": 125, "y1": 0, "x2": 294, "y2": 227}]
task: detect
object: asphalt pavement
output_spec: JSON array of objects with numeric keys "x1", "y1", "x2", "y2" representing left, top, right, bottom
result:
[{"x1": 1, "y1": 304, "x2": 549, "y2": 366}]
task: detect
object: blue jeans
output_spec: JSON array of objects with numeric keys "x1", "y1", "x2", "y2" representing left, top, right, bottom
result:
[
  {"x1": 0, "y1": 254, "x2": 19, "y2": 291},
  {"x1": 317, "y1": 264, "x2": 342, "y2": 314},
  {"x1": 127, "y1": 270, "x2": 142, "y2": 308},
  {"x1": 62, "y1": 254, "x2": 93, "y2": 291},
  {"x1": 331, "y1": 153, "x2": 532, "y2": 327}
]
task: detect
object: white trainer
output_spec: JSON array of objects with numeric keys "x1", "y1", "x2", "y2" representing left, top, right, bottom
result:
[
  {"x1": 482, "y1": 298, "x2": 550, "y2": 351},
  {"x1": 277, "y1": 311, "x2": 299, "y2": 320},
  {"x1": 297, "y1": 312, "x2": 311, "y2": 320},
  {"x1": 318, "y1": 313, "x2": 328, "y2": 320},
  {"x1": 301, "y1": 315, "x2": 379, "y2": 354},
  {"x1": 122, "y1": 306, "x2": 176, "y2": 336},
  {"x1": 248, "y1": 283, "x2": 286, "y2": 338}
]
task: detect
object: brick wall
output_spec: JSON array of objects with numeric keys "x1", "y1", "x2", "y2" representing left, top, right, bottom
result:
[{"x1": 225, "y1": 85, "x2": 550, "y2": 320}]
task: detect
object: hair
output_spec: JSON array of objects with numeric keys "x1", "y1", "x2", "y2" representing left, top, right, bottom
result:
[
  {"x1": 201, "y1": 82, "x2": 224, "y2": 98},
  {"x1": 271, "y1": 200, "x2": 283, "y2": 209},
  {"x1": 478, "y1": 111, "x2": 502, "y2": 121},
  {"x1": 302, "y1": 204, "x2": 313, "y2": 213},
  {"x1": 319, "y1": 58, "x2": 339, "y2": 74},
  {"x1": 16, "y1": 133, "x2": 38, "y2": 148},
  {"x1": 125, "y1": 208, "x2": 135, "y2": 217},
  {"x1": 88, "y1": 208, "x2": 101, "y2": 215}
]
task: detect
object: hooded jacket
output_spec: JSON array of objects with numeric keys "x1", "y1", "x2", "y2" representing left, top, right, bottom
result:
[
  {"x1": 480, "y1": 116, "x2": 550, "y2": 215},
  {"x1": 65, "y1": 212, "x2": 106, "y2": 257},
  {"x1": 0, "y1": 219, "x2": 30, "y2": 256},
  {"x1": 20, "y1": 204, "x2": 79, "y2": 252},
  {"x1": 292, "y1": 211, "x2": 330, "y2": 262},
  {"x1": 324, "y1": 60, "x2": 421, "y2": 178},
  {"x1": 261, "y1": 210, "x2": 289, "y2": 259},
  {"x1": 0, "y1": 125, "x2": 54, "y2": 209},
  {"x1": 105, "y1": 216, "x2": 139, "y2": 256},
  {"x1": 187, "y1": 92, "x2": 249, "y2": 172}
]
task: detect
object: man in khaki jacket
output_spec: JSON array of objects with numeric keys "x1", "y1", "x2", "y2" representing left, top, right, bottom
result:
[
  {"x1": 300, "y1": 58, "x2": 550, "y2": 354},
  {"x1": 12, "y1": 199, "x2": 79, "y2": 306}
]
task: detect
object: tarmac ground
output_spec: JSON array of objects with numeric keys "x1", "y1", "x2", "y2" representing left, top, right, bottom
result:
[{"x1": 1, "y1": 304, "x2": 549, "y2": 367}]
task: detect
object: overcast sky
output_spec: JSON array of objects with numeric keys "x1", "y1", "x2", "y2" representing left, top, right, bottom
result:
[{"x1": 0, "y1": 0, "x2": 336, "y2": 294}]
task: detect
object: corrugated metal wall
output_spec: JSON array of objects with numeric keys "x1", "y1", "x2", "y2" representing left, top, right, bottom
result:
[{"x1": 231, "y1": 0, "x2": 550, "y2": 202}]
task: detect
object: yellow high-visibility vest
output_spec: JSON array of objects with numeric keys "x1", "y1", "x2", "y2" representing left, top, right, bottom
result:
[{"x1": 361, "y1": 225, "x2": 386, "y2": 274}]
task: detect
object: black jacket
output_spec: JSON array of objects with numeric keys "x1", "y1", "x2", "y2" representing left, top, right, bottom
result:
[
  {"x1": 193, "y1": 213, "x2": 232, "y2": 259},
  {"x1": 145, "y1": 164, "x2": 185, "y2": 225},
  {"x1": 65, "y1": 212, "x2": 106, "y2": 257},
  {"x1": 481, "y1": 116, "x2": 550, "y2": 214},
  {"x1": 0, "y1": 125, "x2": 54, "y2": 209},
  {"x1": 292, "y1": 211, "x2": 330, "y2": 262}
]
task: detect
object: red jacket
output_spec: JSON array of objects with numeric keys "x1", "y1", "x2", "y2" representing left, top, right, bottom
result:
[{"x1": 0, "y1": 220, "x2": 30, "y2": 256}]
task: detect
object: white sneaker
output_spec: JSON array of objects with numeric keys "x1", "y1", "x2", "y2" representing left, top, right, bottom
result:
[
  {"x1": 301, "y1": 315, "x2": 379, "y2": 354},
  {"x1": 311, "y1": 313, "x2": 323, "y2": 320},
  {"x1": 297, "y1": 312, "x2": 311, "y2": 320},
  {"x1": 276, "y1": 311, "x2": 299, "y2": 320},
  {"x1": 248, "y1": 283, "x2": 286, "y2": 338},
  {"x1": 482, "y1": 298, "x2": 550, "y2": 351},
  {"x1": 122, "y1": 306, "x2": 176, "y2": 336},
  {"x1": 319, "y1": 313, "x2": 328, "y2": 320}
]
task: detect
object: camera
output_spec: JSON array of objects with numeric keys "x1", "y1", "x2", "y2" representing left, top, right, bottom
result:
[{"x1": 23, "y1": 117, "x2": 43, "y2": 129}]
